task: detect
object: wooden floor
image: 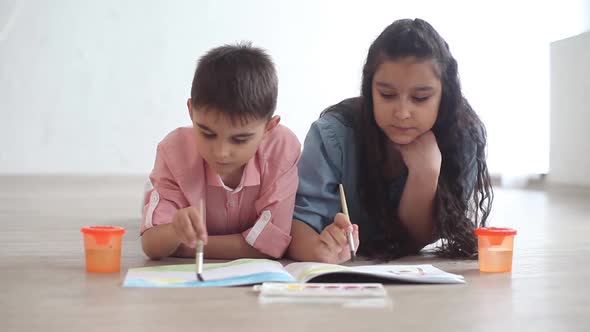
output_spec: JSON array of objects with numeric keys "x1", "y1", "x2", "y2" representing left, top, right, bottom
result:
[{"x1": 1, "y1": 176, "x2": 589, "y2": 331}]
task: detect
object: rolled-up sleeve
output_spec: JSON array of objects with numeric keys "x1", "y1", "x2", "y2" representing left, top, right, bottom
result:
[
  {"x1": 140, "y1": 144, "x2": 189, "y2": 235},
  {"x1": 293, "y1": 118, "x2": 343, "y2": 233},
  {"x1": 241, "y1": 131, "x2": 301, "y2": 258}
]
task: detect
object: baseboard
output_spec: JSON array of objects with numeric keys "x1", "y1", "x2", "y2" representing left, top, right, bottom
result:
[{"x1": 491, "y1": 173, "x2": 590, "y2": 192}]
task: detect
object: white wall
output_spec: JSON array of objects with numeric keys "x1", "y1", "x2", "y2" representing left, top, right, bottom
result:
[
  {"x1": 549, "y1": 31, "x2": 590, "y2": 186},
  {"x1": 1, "y1": 0, "x2": 588, "y2": 175}
]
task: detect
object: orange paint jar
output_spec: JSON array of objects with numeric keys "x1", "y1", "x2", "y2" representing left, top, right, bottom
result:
[
  {"x1": 475, "y1": 227, "x2": 517, "y2": 272},
  {"x1": 81, "y1": 226, "x2": 125, "y2": 273}
]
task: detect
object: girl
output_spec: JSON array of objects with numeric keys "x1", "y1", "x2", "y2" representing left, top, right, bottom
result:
[{"x1": 288, "y1": 18, "x2": 493, "y2": 263}]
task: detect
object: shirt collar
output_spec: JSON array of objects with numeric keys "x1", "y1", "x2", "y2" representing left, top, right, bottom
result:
[{"x1": 205, "y1": 157, "x2": 260, "y2": 192}]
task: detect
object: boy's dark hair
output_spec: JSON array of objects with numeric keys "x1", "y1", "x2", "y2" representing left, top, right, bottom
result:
[{"x1": 190, "y1": 42, "x2": 278, "y2": 123}]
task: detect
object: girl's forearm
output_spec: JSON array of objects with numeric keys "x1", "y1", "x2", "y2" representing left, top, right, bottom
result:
[
  {"x1": 287, "y1": 220, "x2": 322, "y2": 262},
  {"x1": 397, "y1": 170, "x2": 439, "y2": 247}
]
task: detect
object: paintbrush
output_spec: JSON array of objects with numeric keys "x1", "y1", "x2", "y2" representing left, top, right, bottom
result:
[
  {"x1": 338, "y1": 184, "x2": 356, "y2": 261},
  {"x1": 196, "y1": 199, "x2": 205, "y2": 282}
]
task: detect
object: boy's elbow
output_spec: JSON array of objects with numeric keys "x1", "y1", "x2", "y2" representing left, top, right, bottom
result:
[
  {"x1": 141, "y1": 235, "x2": 165, "y2": 260},
  {"x1": 143, "y1": 250, "x2": 164, "y2": 260}
]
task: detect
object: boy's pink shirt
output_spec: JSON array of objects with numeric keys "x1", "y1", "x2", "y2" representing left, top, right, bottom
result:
[{"x1": 141, "y1": 124, "x2": 301, "y2": 258}]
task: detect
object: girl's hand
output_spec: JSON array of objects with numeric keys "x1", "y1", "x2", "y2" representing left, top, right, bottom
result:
[
  {"x1": 314, "y1": 213, "x2": 359, "y2": 264},
  {"x1": 171, "y1": 206, "x2": 208, "y2": 248},
  {"x1": 396, "y1": 130, "x2": 442, "y2": 176}
]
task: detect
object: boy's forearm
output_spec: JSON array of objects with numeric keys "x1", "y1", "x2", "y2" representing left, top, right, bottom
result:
[
  {"x1": 141, "y1": 223, "x2": 182, "y2": 259},
  {"x1": 173, "y1": 234, "x2": 270, "y2": 260},
  {"x1": 398, "y1": 170, "x2": 439, "y2": 247},
  {"x1": 205, "y1": 234, "x2": 270, "y2": 259}
]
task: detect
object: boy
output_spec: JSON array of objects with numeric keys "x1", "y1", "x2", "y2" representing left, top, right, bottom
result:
[{"x1": 141, "y1": 43, "x2": 300, "y2": 260}]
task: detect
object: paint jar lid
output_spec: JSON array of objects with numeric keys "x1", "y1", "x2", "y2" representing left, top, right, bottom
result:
[
  {"x1": 81, "y1": 225, "x2": 125, "y2": 235},
  {"x1": 475, "y1": 227, "x2": 517, "y2": 236}
]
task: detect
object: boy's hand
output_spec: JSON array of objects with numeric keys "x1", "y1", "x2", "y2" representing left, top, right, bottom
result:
[
  {"x1": 171, "y1": 206, "x2": 208, "y2": 248},
  {"x1": 396, "y1": 130, "x2": 441, "y2": 176},
  {"x1": 314, "y1": 213, "x2": 359, "y2": 264}
]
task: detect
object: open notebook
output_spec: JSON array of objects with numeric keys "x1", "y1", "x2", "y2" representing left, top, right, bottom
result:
[{"x1": 123, "y1": 259, "x2": 464, "y2": 287}]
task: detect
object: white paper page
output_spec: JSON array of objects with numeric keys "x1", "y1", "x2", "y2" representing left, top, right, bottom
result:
[
  {"x1": 283, "y1": 262, "x2": 354, "y2": 282},
  {"x1": 346, "y1": 265, "x2": 465, "y2": 283},
  {"x1": 123, "y1": 259, "x2": 294, "y2": 287},
  {"x1": 284, "y1": 262, "x2": 464, "y2": 284}
]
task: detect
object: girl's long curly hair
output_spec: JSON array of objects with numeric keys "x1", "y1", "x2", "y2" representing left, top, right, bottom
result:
[{"x1": 327, "y1": 19, "x2": 493, "y2": 260}]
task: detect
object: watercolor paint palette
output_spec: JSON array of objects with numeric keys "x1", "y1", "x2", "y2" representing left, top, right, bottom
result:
[
  {"x1": 255, "y1": 283, "x2": 391, "y2": 307},
  {"x1": 254, "y1": 282, "x2": 388, "y2": 297}
]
